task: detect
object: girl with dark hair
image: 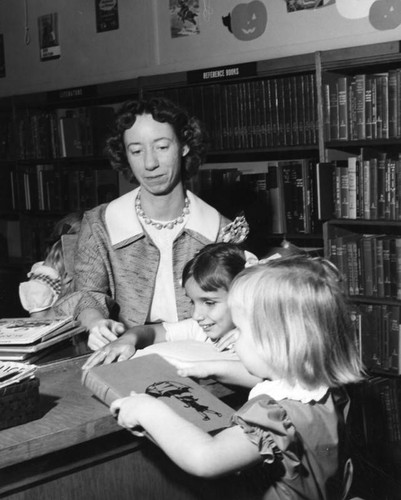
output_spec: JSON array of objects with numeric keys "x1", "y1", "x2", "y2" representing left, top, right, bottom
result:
[{"x1": 82, "y1": 242, "x2": 251, "y2": 370}]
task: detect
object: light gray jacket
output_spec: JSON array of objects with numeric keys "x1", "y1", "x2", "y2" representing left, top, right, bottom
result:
[{"x1": 55, "y1": 188, "x2": 230, "y2": 328}]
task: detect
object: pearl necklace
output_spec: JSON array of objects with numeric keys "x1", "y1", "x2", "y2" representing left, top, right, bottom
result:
[{"x1": 135, "y1": 190, "x2": 190, "y2": 230}]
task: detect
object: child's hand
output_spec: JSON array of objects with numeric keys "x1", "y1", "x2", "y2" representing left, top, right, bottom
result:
[
  {"x1": 110, "y1": 391, "x2": 156, "y2": 436},
  {"x1": 82, "y1": 336, "x2": 137, "y2": 370},
  {"x1": 174, "y1": 360, "x2": 215, "y2": 379},
  {"x1": 87, "y1": 319, "x2": 125, "y2": 350},
  {"x1": 214, "y1": 329, "x2": 239, "y2": 352}
]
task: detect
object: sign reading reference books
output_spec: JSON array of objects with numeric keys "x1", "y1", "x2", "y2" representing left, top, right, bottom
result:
[{"x1": 187, "y1": 62, "x2": 257, "y2": 84}]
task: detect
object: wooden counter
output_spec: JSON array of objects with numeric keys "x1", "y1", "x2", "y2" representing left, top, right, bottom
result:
[{"x1": 0, "y1": 356, "x2": 260, "y2": 500}]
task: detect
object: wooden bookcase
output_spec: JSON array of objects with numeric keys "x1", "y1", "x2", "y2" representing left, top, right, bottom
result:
[{"x1": 318, "y1": 42, "x2": 401, "y2": 500}]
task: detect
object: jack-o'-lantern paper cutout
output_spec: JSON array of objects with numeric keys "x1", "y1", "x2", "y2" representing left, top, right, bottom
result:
[
  {"x1": 336, "y1": 0, "x2": 375, "y2": 19},
  {"x1": 369, "y1": 0, "x2": 401, "y2": 30},
  {"x1": 222, "y1": 1, "x2": 267, "y2": 41}
]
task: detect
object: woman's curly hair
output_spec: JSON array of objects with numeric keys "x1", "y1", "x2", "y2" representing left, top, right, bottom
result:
[{"x1": 104, "y1": 96, "x2": 209, "y2": 181}]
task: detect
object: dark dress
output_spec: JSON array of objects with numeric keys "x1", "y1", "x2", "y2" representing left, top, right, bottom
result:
[{"x1": 231, "y1": 388, "x2": 350, "y2": 500}]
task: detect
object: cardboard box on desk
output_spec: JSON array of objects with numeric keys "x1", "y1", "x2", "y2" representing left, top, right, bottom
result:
[{"x1": 0, "y1": 377, "x2": 40, "y2": 430}]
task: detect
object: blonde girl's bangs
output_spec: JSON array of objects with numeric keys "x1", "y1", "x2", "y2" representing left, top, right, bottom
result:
[{"x1": 229, "y1": 267, "x2": 287, "y2": 370}]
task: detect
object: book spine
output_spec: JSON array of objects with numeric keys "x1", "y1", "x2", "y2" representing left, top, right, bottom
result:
[
  {"x1": 338, "y1": 76, "x2": 349, "y2": 140},
  {"x1": 323, "y1": 82, "x2": 331, "y2": 141},
  {"x1": 376, "y1": 238, "x2": 385, "y2": 298},
  {"x1": 396, "y1": 238, "x2": 401, "y2": 301},
  {"x1": 81, "y1": 370, "x2": 120, "y2": 407},
  {"x1": 329, "y1": 81, "x2": 339, "y2": 141},
  {"x1": 389, "y1": 306, "x2": 400, "y2": 374},
  {"x1": 365, "y1": 75, "x2": 373, "y2": 139},
  {"x1": 389, "y1": 160, "x2": 396, "y2": 220},
  {"x1": 348, "y1": 157, "x2": 357, "y2": 219},
  {"x1": 388, "y1": 69, "x2": 398, "y2": 138},
  {"x1": 363, "y1": 160, "x2": 371, "y2": 220},
  {"x1": 383, "y1": 237, "x2": 392, "y2": 298},
  {"x1": 290, "y1": 76, "x2": 299, "y2": 146},
  {"x1": 377, "y1": 154, "x2": 386, "y2": 219},
  {"x1": 380, "y1": 73, "x2": 389, "y2": 139},
  {"x1": 369, "y1": 158, "x2": 378, "y2": 220},
  {"x1": 397, "y1": 157, "x2": 401, "y2": 220},
  {"x1": 349, "y1": 79, "x2": 357, "y2": 140},
  {"x1": 355, "y1": 74, "x2": 366, "y2": 140},
  {"x1": 340, "y1": 163, "x2": 349, "y2": 219}
]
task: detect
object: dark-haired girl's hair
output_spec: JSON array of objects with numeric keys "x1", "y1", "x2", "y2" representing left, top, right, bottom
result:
[{"x1": 182, "y1": 243, "x2": 246, "y2": 292}]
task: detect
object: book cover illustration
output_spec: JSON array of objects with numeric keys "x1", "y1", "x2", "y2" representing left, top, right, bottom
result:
[
  {"x1": 0, "y1": 317, "x2": 74, "y2": 345},
  {"x1": 82, "y1": 354, "x2": 233, "y2": 433}
]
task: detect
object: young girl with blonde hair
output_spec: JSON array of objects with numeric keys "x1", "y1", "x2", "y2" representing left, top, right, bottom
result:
[{"x1": 111, "y1": 255, "x2": 364, "y2": 499}]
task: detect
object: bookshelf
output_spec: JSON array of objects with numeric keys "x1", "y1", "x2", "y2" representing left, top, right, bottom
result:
[
  {"x1": 0, "y1": 56, "x2": 325, "y2": 268},
  {"x1": 319, "y1": 42, "x2": 401, "y2": 500}
]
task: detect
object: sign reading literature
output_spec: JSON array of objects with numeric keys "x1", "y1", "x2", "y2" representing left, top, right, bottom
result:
[
  {"x1": 46, "y1": 85, "x2": 98, "y2": 103},
  {"x1": 187, "y1": 62, "x2": 257, "y2": 84},
  {"x1": 95, "y1": 0, "x2": 119, "y2": 33}
]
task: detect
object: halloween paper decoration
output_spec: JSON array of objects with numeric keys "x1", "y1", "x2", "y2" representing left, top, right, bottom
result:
[
  {"x1": 369, "y1": 0, "x2": 401, "y2": 30},
  {"x1": 222, "y1": 1, "x2": 267, "y2": 41},
  {"x1": 336, "y1": 0, "x2": 375, "y2": 19}
]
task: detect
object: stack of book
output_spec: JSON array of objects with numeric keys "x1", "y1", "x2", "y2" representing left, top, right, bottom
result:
[{"x1": 0, "y1": 317, "x2": 86, "y2": 364}]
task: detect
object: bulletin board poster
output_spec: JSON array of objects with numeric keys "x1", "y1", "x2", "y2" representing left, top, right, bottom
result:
[
  {"x1": 0, "y1": 35, "x2": 5, "y2": 78},
  {"x1": 38, "y1": 13, "x2": 61, "y2": 61},
  {"x1": 96, "y1": 0, "x2": 119, "y2": 32}
]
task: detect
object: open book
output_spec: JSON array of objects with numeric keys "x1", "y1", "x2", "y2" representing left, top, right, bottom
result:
[{"x1": 82, "y1": 353, "x2": 233, "y2": 434}]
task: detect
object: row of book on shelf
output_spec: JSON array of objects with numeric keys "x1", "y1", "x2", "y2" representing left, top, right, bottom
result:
[
  {"x1": 324, "y1": 69, "x2": 401, "y2": 142},
  {"x1": 332, "y1": 155, "x2": 401, "y2": 220},
  {"x1": 3, "y1": 72, "x2": 319, "y2": 162},
  {"x1": 354, "y1": 302, "x2": 401, "y2": 376},
  {"x1": 10, "y1": 165, "x2": 119, "y2": 212},
  {"x1": 350, "y1": 375, "x2": 401, "y2": 456},
  {"x1": 11, "y1": 105, "x2": 116, "y2": 160},
  {"x1": 150, "y1": 72, "x2": 319, "y2": 151},
  {"x1": 197, "y1": 158, "x2": 328, "y2": 236},
  {"x1": 327, "y1": 234, "x2": 401, "y2": 300},
  {"x1": 7, "y1": 158, "x2": 327, "y2": 238}
]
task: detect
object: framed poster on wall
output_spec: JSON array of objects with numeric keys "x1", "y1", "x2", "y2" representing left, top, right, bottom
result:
[
  {"x1": 38, "y1": 13, "x2": 61, "y2": 61},
  {"x1": 95, "y1": 0, "x2": 119, "y2": 32},
  {"x1": 0, "y1": 35, "x2": 5, "y2": 77}
]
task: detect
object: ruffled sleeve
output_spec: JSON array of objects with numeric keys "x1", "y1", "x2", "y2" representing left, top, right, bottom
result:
[{"x1": 231, "y1": 395, "x2": 300, "y2": 466}]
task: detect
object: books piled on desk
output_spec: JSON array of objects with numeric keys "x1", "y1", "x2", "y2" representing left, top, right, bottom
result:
[{"x1": 0, "y1": 317, "x2": 86, "y2": 364}]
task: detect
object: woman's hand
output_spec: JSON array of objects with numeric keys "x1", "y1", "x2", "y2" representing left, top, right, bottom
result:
[
  {"x1": 82, "y1": 333, "x2": 138, "y2": 370},
  {"x1": 169, "y1": 359, "x2": 216, "y2": 379},
  {"x1": 87, "y1": 319, "x2": 125, "y2": 350}
]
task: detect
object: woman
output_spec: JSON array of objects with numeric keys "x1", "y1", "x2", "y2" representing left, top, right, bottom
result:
[{"x1": 55, "y1": 97, "x2": 248, "y2": 350}]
